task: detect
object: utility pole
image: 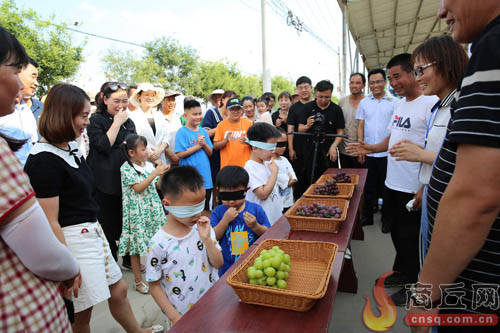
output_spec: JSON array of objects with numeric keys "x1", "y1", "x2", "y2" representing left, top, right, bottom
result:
[
  {"x1": 261, "y1": 0, "x2": 271, "y2": 93},
  {"x1": 341, "y1": 1, "x2": 348, "y2": 97}
]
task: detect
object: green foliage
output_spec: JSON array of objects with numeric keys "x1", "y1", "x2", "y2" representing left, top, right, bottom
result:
[
  {"x1": 271, "y1": 75, "x2": 295, "y2": 98},
  {"x1": 0, "y1": 0, "x2": 84, "y2": 96},
  {"x1": 102, "y1": 37, "x2": 295, "y2": 101}
]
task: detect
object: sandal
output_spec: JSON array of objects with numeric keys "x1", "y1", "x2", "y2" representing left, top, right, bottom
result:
[
  {"x1": 151, "y1": 324, "x2": 164, "y2": 332},
  {"x1": 135, "y1": 280, "x2": 149, "y2": 294}
]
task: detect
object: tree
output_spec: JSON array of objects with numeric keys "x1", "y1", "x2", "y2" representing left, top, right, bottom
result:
[
  {"x1": 0, "y1": 0, "x2": 84, "y2": 96},
  {"x1": 271, "y1": 75, "x2": 296, "y2": 98},
  {"x1": 102, "y1": 37, "x2": 295, "y2": 101}
]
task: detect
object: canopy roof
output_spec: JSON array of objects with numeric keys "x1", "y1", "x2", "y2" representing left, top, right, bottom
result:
[{"x1": 338, "y1": 0, "x2": 449, "y2": 70}]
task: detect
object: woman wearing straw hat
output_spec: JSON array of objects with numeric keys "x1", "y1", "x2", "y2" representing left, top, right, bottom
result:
[{"x1": 128, "y1": 83, "x2": 170, "y2": 165}]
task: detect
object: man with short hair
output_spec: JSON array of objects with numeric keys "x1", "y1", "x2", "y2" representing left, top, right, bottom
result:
[
  {"x1": 409, "y1": 1, "x2": 500, "y2": 330},
  {"x1": 295, "y1": 80, "x2": 345, "y2": 189},
  {"x1": 18, "y1": 57, "x2": 43, "y2": 122},
  {"x1": 287, "y1": 76, "x2": 314, "y2": 198},
  {"x1": 0, "y1": 57, "x2": 40, "y2": 164},
  {"x1": 355, "y1": 69, "x2": 397, "y2": 228},
  {"x1": 338, "y1": 72, "x2": 366, "y2": 168},
  {"x1": 349, "y1": 54, "x2": 438, "y2": 306}
]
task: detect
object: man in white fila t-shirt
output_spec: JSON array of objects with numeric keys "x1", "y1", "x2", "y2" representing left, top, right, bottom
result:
[{"x1": 348, "y1": 53, "x2": 438, "y2": 306}]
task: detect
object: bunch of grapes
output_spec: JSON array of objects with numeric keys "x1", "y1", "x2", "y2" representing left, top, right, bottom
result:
[
  {"x1": 333, "y1": 172, "x2": 352, "y2": 183},
  {"x1": 295, "y1": 202, "x2": 342, "y2": 218},
  {"x1": 313, "y1": 179, "x2": 339, "y2": 195},
  {"x1": 247, "y1": 246, "x2": 291, "y2": 289}
]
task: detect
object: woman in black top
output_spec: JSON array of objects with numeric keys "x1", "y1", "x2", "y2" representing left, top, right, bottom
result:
[
  {"x1": 25, "y1": 84, "x2": 155, "y2": 333},
  {"x1": 86, "y1": 82, "x2": 136, "y2": 260}
]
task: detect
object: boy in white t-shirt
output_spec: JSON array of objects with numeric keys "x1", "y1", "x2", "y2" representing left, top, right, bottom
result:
[
  {"x1": 146, "y1": 166, "x2": 223, "y2": 329},
  {"x1": 244, "y1": 122, "x2": 283, "y2": 225},
  {"x1": 267, "y1": 128, "x2": 297, "y2": 212}
]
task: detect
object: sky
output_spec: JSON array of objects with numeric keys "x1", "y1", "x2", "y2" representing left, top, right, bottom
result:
[{"x1": 15, "y1": 0, "x2": 359, "y2": 96}]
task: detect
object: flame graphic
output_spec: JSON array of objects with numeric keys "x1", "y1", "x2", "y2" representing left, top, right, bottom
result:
[{"x1": 362, "y1": 271, "x2": 398, "y2": 331}]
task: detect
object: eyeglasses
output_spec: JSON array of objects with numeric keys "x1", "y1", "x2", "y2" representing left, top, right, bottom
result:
[
  {"x1": 108, "y1": 82, "x2": 128, "y2": 92},
  {"x1": 413, "y1": 62, "x2": 436, "y2": 78},
  {"x1": 369, "y1": 79, "x2": 385, "y2": 85}
]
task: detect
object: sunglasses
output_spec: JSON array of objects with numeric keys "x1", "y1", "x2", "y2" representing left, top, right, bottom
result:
[
  {"x1": 108, "y1": 82, "x2": 128, "y2": 92},
  {"x1": 413, "y1": 62, "x2": 436, "y2": 78}
]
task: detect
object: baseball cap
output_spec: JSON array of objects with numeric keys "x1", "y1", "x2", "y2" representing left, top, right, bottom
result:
[{"x1": 226, "y1": 97, "x2": 242, "y2": 109}]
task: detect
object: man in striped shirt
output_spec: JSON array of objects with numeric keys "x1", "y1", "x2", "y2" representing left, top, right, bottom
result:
[{"x1": 408, "y1": 1, "x2": 500, "y2": 331}]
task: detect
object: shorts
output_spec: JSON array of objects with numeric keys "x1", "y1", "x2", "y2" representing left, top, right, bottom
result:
[{"x1": 63, "y1": 222, "x2": 122, "y2": 313}]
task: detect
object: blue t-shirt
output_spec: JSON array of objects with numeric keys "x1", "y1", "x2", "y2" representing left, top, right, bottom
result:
[
  {"x1": 210, "y1": 201, "x2": 270, "y2": 276},
  {"x1": 175, "y1": 126, "x2": 213, "y2": 189}
]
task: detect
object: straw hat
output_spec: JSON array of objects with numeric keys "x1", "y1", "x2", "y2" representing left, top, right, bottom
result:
[
  {"x1": 130, "y1": 82, "x2": 165, "y2": 107},
  {"x1": 208, "y1": 88, "x2": 224, "y2": 103}
]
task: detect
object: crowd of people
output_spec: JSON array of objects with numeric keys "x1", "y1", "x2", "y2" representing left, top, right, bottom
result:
[{"x1": 0, "y1": 0, "x2": 499, "y2": 332}]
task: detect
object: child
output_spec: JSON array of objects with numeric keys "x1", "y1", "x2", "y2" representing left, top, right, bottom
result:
[
  {"x1": 175, "y1": 99, "x2": 213, "y2": 211},
  {"x1": 210, "y1": 166, "x2": 270, "y2": 276},
  {"x1": 146, "y1": 166, "x2": 223, "y2": 329},
  {"x1": 213, "y1": 97, "x2": 253, "y2": 169},
  {"x1": 268, "y1": 128, "x2": 297, "y2": 212},
  {"x1": 255, "y1": 97, "x2": 273, "y2": 125},
  {"x1": 119, "y1": 134, "x2": 170, "y2": 294},
  {"x1": 244, "y1": 122, "x2": 283, "y2": 225}
]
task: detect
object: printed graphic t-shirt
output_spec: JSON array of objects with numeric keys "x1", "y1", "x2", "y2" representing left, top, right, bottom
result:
[
  {"x1": 210, "y1": 201, "x2": 270, "y2": 277},
  {"x1": 145, "y1": 226, "x2": 220, "y2": 329},
  {"x1": 214, "y1": 118, "x2": 253, "y2": 168},
  {"x1": 385, "y1": 95, "x2": 438, "y2": 193}
]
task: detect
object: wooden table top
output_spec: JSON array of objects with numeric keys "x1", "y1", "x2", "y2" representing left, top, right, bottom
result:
[
  {"x1": 255, "y1": 168, "x2": 368, "y2": 252},
  {"x1": 169, "y1": 168, "x2": 367, "y2": 332}
]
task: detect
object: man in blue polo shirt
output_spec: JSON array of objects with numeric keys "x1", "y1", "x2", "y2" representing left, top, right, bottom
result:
[{"x1": 356, "y1": 68, "x2": 398, "y2": 230}]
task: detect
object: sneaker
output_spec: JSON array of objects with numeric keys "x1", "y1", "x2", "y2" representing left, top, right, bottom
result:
[
  {"x1": 375, "y1": 272, "x2": 412, "y2": 288},
  {"x1": 390, "y1": 288, "x2": 409, "y2": 307},
  {"x1": 135, "y1": 280, "x2": 149, "y2": 294}
]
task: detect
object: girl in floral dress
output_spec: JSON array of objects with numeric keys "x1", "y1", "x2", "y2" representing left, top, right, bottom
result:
[{"x1": 119, "y1": 134, "x2": 170, "y2": 293}]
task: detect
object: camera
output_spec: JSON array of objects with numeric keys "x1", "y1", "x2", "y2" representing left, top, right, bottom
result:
[{"x1": 310, "y1": 109, "x2": 325, "y2": 133}]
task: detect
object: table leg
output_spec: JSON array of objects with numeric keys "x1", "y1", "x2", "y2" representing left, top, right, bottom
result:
[{"x1": 337, "y1": 248, "x2": 358, "y2": 293}]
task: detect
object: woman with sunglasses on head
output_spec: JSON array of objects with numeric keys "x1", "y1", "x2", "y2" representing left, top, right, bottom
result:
[
  {"x1": 388, "y1": 35, "x2": 468, "y2": 258},
  {"x1": 87, "y1": 82, "x2": 136, "y2": 262},
  {"x1": 25, "y1": 84, "x2": 159, "y2": 333}
]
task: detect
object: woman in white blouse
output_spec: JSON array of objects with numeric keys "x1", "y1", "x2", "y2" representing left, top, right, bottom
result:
[{"x1": 128, "y1": 83, "x2": 170, "y2": 165}]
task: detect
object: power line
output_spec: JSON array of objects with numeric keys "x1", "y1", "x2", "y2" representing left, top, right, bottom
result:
[
  {"x1": 23, "y1": 15, "x2": 146, "y2": 49},
  {"x1": 66, "y1": 27, "x2": 146, "y2": 49},
  {"x1": 265, "y1": 0, "x2": 339, "y2": 55}
]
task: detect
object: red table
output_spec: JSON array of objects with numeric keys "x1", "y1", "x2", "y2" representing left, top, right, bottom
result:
[{"x1": 170, "y1": 168, "x2": 367, "y2": 332}]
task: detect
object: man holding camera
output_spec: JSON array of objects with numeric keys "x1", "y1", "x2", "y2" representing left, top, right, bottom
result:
[{"x1": 294, "y1": 80, "x2": 345, "y2": 194}]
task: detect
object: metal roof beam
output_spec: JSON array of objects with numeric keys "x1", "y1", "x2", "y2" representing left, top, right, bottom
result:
[
  {"x1": 355, "y1": 13, "x2": 439, "y2": 39},
  {"x1": 368, "y1": 0, "x2": 380, "y2": 67},
  {"x1": 405, "y1": 0, "x2": 424, "y2": 52}
]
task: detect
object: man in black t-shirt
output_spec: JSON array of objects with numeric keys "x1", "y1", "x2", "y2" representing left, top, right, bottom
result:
[
  {"x1": 287, "y1": 76, "x2": 313, "y2": 199},
  {"x1": 408, "y1": 1, "x2": 500, "y2": 330},
  {"x1": 293, "y1": 80, "x2": 345, "y2": 194}
]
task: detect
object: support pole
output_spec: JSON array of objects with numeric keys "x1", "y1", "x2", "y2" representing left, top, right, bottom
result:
[{"x1": 261, "y1": 0, "x2": 271, "y2": 93}]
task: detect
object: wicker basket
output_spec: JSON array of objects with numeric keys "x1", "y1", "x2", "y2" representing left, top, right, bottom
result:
[
  {"x1": 303, "y1": 183, "x2": 355, "y2": 199},
  {"x1": 226, "y1": 239, "x2": 338, "y2": 312},
  {"x1": 284, "y1": 198, "x2": 349, "y2": 233},
  {"x1": 317, "y1": 173, "x2": 359, "y2": 185}
]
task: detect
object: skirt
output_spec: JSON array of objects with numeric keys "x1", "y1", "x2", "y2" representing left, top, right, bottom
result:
[{"x1": 63, "y1": 222, "x2": 122, "y2": 313}]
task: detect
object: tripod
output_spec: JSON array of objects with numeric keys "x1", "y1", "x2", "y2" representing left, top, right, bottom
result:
[{"x1": 293, "y1": 131, "x2": 348, "y2": 185}]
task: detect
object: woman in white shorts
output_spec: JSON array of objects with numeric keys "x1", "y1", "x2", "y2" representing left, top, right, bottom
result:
[{"x1": 24, "y1": 83, "x2": 160, "y2": 333}]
